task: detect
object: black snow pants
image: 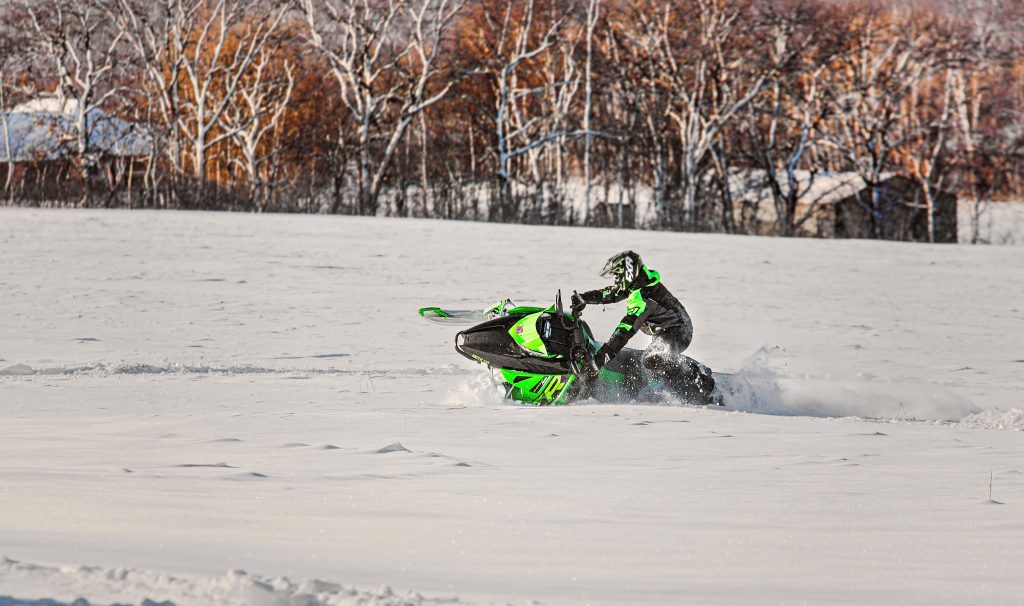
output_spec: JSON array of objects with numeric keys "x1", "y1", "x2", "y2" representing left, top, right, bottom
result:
[{"x1": 640, "y1": 325, "x2": 715, "y2": 400}]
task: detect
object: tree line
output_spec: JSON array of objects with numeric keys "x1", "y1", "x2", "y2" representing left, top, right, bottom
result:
[{"x1": 1, "y1": 0, "x2": 1022, "y2": 240}]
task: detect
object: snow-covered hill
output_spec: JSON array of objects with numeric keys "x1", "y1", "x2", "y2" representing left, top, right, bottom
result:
[{"x1": 1, "y1": 209, "x2": 1022, "y2": 605}]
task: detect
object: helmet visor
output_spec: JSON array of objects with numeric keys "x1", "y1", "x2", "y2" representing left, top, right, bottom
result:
[
  {"x1": 601, "y1": 252, "x2": 641, "y2": 288},
  {"x1": 600, "y1": 258, "x2": 624, "y2": 279}
]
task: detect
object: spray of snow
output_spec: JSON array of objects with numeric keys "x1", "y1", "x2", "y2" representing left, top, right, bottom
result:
[
  {"x1": 443, "y1": 371, "x2": 506, "y2": 407},
  {"x1": 0, "y1": 557, "x2": 463, "y2": 606},
  {"x1": 719, "y1": 346, "x2": 786, "y2": 414},
  {"x1": 447, "y1": 344, "x2": 982, "y2": 422},
  {"x1": 726, "y1": 346, "x2": 980, "y2": 421}
]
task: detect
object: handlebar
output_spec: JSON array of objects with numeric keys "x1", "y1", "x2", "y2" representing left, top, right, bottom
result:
[{"x1": 555, "y1": 290, "x2": 598, "y2": 379}]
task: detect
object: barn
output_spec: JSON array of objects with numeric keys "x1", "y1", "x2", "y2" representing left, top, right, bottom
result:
[
  {"x1": 829, "y1": 175, "x2": 958, "y2": 243},
  {"x1": 728, "y1": 170, "x2": 958, "y2": 242},
  {"x1": 0, "y1": 96, "x2": 151, "y2": 204}
]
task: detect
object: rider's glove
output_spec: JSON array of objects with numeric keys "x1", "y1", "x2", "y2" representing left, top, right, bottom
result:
[{"x1": 571, "y1": 291, "x2": 587, "y2": 316}]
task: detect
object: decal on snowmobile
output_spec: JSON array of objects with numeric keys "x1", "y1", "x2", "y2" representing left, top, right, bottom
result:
[
  {"x1": 500, "y1": 369, "x2": 574, "y2": 405},
  {"x1": 543, "y1": 375, "x2": 570, "y2": 401}
]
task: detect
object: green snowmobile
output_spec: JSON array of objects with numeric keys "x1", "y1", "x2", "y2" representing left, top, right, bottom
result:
[{"x1": 420, "y1": 292, "x2": 728, "y2": 406}]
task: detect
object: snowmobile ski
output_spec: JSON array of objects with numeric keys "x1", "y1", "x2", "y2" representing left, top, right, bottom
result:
[{"x1": 418, "y1": 299, "x2": 518, "y2": 325}]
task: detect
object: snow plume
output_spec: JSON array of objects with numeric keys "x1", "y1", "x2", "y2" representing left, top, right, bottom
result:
[
  {"x1": 445, "y1": 345, "x2": 981, "y2": 421},
  {"x1": 0, "y1": 557, "x2": 464, "y2": 606},
  {"x1": 727, "y1": 346, "x2": 980, "y2": 421},
  {"x1": 722, "y1": 346, "x2": 787, "y2": 414},
  {"x1": 444, "y1": 371, "x2": 506, "y2": 407}
]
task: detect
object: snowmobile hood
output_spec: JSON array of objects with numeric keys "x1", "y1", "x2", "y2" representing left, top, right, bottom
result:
[{"x1": 508, "y1": 312, "x2": 550, "y2": 357}]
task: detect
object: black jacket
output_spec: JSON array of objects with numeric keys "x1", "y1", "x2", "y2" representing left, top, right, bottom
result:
[{"x1": 580, "y1": 266, "x2": 692, "y2": 356}]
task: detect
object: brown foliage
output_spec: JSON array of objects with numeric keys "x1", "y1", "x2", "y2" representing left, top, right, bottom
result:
[{"x1": 3, "y1": 0, "x2": 1022, "y2": 235}]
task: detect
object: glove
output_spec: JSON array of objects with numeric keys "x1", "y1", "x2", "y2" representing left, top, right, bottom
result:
[{"x1": 570, "y1": 291, "x2": 587, "y2": 316}]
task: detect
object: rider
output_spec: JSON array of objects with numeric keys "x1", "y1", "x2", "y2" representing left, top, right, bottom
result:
[{"x1": 572, "y1": 250, "x2": 713, "y2": 399}]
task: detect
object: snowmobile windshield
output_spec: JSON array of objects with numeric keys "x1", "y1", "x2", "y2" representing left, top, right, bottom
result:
[{"x1": 509, "y1": 312, "x2": 551, "y2": 357}]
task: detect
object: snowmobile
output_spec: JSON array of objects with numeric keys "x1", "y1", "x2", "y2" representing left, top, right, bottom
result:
[{"x1": 419, "y1": 292, "x2": 725, "y2": 406}]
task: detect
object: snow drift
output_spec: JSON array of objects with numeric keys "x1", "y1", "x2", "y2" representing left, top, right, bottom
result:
[{"x1": 0, "y1": 558, "x2": 462, "y2": 606}]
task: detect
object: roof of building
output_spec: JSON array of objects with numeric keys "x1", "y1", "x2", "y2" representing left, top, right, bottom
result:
[
  {"x1": 0, "y1": 97, "x2": 151, "y2": 162},
  {"x1": 728, "y1": 168, "x2": 881, "y2": 207}
]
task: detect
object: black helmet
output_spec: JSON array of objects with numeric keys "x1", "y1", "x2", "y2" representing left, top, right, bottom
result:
[{"x1": 600, "y1": 250, "x2": 642, "y2": 291}]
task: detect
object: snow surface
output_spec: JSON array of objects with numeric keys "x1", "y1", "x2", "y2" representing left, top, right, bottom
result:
[{"x1": 1, "y1": 208, "x2": 1023, "y2": 605}]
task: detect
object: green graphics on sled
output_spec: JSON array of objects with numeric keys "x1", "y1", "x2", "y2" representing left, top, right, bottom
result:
[{"x1": 419, "y1": 293, "x2": 726, "y2": 406}]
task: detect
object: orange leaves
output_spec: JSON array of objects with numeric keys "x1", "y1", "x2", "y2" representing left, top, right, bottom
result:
[{"x1": 12, "y1": 0, "x2": 1021, "y2": 212}]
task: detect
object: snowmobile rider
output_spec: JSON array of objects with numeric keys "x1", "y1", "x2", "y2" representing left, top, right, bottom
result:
[{"x1": 572, "y1": 250, "x2": 711, "y2": 396}]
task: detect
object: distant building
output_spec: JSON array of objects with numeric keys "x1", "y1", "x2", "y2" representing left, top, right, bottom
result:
[
  {"x1": 0, "y1": 96, "x2": 151, "y2": 202},
  {"x1": 829, "y1": 175, "x2": 958, "y2": 243},
  {"x1": 1, "y1": 97, "x2": 151, "y2": 162},
  {"x1": 728, "y1": 169, "x2": 958, "y2": 243},
  {"x1": 590, "y1": 200, "x2": 637, "y2": 228}
]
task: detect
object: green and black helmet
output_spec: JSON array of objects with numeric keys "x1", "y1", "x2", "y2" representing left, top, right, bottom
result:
[{"x1": 600, "y1": 250, "x2": 642, "y2": 292}]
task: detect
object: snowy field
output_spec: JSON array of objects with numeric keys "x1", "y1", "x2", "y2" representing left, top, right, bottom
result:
[{"x1": 1, "y1": 208, "x2": 1023, "y2": 605}]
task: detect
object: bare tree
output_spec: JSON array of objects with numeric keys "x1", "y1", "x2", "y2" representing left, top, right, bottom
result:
[
  {"x1": 3, "y1": 0, "x2": 1024, "y2": 235},
  {"x1": 22, "y1": 0, "x2": 125, "y2": 203},
  {"x1": 943, "y1": 0, "x2": 1023, "y2": 243},
  {"x1": 604, "y1": 2, "x2": 673, "y2": 228},
  {"x1": 474, "y1": 0, "x2": 563, "y2": 221},
  {"x1": 0, "y1": 23, "x2": 22, "y2": 198},
  {"x1": 300, "y1": 0, "x2": 464, "y2": 216},
  {"x1": 652, "y1": 0, "x2": 790, "y2": 229},
  {"x1": 599, "y1": 10, "x2": 647, "y2": 228},
  {"x1": 0, "y1": 66, "x2": 12, "y2": 197},
  {"x1": 819, "y1": 11, "x2": 950, "y2": 239},
  {"x1": 739, "y1": 0, "x2": 841, "y2": 236},
  {"x1": 112, "y1": 0, "x2": 199, "y2": 188},
  {"x1": 535, "y1": 2, "x2": 583, "y2": 222},
  {"x1": 0, "y1": 7, "x2": 39, "y2": 204},
  {"x1": 903, "y1": 68, "x2": 955, "y2": 243},
  {"x1": 222, "y1": 47, "x2": 295, "y2": 210},
  {"x1": 609, "y1": 4, "x2": 669, "y2": 227},
  {"x1": 176, "y1": 0, "x2": 287, "y2": 201},
  {"x1": 581, "y1": 0, "x2": 600, "y2": 224}
]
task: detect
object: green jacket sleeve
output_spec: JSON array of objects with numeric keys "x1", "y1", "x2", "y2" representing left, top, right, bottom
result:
[
  {"x1": 580, "y1": 285, "x2": 627, "y2": 305},
  {"x1": 602, "y1": 288, "x2": 651, "y2": 357}
]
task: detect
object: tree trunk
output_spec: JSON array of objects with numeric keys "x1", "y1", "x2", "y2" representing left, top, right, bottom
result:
[{"x1": 360, "y1": 113, "x2": 372, "y2": 215}]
